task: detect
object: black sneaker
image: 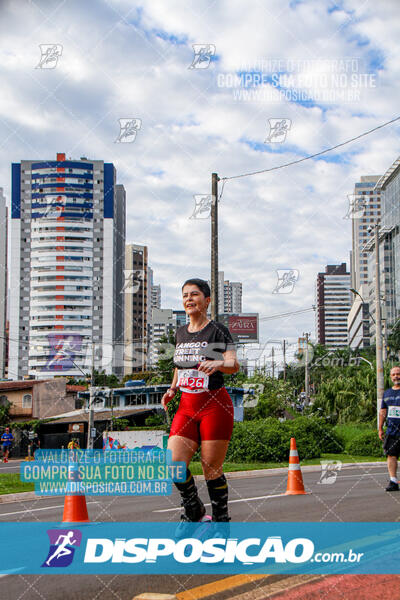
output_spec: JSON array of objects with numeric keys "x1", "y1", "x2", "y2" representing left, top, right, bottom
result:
[{"x1": 385, "y1": 480, "x2": 399, "y2": 492}]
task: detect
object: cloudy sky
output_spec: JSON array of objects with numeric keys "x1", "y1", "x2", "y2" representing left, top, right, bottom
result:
[{"x1": 1, "y1": 0, "x2": 400, "y2": 367}]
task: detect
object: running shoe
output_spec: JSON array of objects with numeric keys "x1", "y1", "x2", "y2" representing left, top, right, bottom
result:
[
  {"x1": 385, "y1": 480, "x2": 399, "y2": 491},
  {"x1": 175, "y1": 507, "x2": 207, "y2": 540}
]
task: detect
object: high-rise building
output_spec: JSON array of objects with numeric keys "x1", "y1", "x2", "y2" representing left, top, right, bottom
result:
[
  {"x1": 0, "y1": 188, "x2": 7, "y2": 378},
  {"x1": 209, "y1": 271, "x2": 243, "y2": 315},
  {"x1": 151, "y1": 284, "x2": 161, "y2": 310},
  {"x1": 148, "y1": 308, "x2": 174, "y2": 367},
  {"x1": 173, "y1": 310, "x2": 187, "y2": 328},
  {"x1": 315, "y1": 263, "x2": 351, "y2": 347},
  {"x1": 9, "y1": 153, "x2": 126, "y2": 380},
  {"x1": 347, "y1": 283, "x2": 370, "y2": 349},
  {"x1": 124, "y1": 244, "x2": 148, "y2": 375},
  {"x1": 350, "y1": 176, "x2": 381, "y2": 292},
  {"x1": 367, "y1": 157, "x2": 400, "y2": 339}
]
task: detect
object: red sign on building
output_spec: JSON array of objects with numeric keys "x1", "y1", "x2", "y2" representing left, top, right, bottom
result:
[{"x1": 220, "y1": 314, "x2": 259, "y2": 343}]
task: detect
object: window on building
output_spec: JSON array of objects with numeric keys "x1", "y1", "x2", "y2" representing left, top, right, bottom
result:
[
  {"x1": 0, "y1": 395, "x2": 8, "y2": 407},
  {"x1": 22, "y1": 394, "x2": 32, "y2": 408}
]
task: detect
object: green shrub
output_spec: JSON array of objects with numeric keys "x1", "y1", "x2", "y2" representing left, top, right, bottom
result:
[
  {"x1": 225, "y1": 417, "x2": 342, "y2": 463},
  {"x1": 145, "y1": 413, "x2": 165, "y2": 427},
  {"x1": 346, "y1": 431, "x2": 383, "y2": 457}
]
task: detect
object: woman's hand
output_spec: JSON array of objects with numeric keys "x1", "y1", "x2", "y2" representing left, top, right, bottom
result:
[
  {"x1": 161, "y1": 388, "x2": 176, "y2": 410},
  {"x1": 197, "y1": 360, "x2": 224, "y2": 376}
]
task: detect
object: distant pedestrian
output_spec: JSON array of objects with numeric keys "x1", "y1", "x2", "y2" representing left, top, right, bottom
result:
[
  {"x1": 67, "y1": 439, "x2": 80, "y2": 450},
  {"x1": 379, "y1": 366, "x2": 400, "y2": 491},
  {"x1": 1, "y1": 427, "x2": 14, "y2": 463}
]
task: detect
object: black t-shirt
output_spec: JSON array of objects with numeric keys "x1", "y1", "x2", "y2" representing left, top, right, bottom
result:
[{"x1": 173, "y1": 320, "x2": 235, "y2": 390}]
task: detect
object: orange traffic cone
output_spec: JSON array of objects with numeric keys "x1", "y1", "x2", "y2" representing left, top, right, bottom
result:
[
  {"x1": 62, "y1": 495, "x2": 89, "y2": 523},
  {"x1": 62, "y1": 461, "x2": 90, "y2": 523},
  {"x1": 285, "y1": 437, "x2": 307, "y2": 495}
]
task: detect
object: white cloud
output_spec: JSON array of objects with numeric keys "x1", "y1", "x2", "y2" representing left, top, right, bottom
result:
[{"x1": 0, "y1": 0, "x2": 399, "y2": 359}]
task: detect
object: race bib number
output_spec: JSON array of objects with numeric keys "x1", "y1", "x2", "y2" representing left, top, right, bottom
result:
[
  {"x1": 388, "y1": 406, "x2": 400, "y2": 419},
  {"x1": 177, "y1": 369, "x2": 209, "y2": 391}
]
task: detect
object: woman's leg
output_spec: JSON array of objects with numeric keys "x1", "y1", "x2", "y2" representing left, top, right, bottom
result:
[
  {"x1": 201, "y1": 440, "x2": 230, "y2": 521},
  {"x1": 168, "y1": 434, "x2": 205, "y2": 521}
]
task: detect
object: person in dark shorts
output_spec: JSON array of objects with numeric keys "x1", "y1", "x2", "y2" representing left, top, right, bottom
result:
[
  {"x1": 162, "y1": 278, "x2": 239, "y2": 528},
  {"x1": 1, "y1": 427, "x2": 14, "y2": 463},
  {"x1": 379, "y1": 365, "x2": 400, "y2": 491}
]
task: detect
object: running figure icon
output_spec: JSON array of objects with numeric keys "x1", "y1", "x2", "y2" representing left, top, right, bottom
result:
[{"x1": 45, "y1": 531, "x2": 77, "y2": 566}]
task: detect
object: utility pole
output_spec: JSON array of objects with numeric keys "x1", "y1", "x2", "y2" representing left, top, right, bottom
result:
[
  {"x1": 271, "y1": 346, "x2": 275, "y2": 378},
  {"x1": 304, "y1": 332, "x2": 310, "y2": 402},
  {"x1": 211, "y1": 173, "x2": 219, "y2": 322},
  {"x1": 87, "y1": 343, "x2": 95, "y2": 449},
  {"x1": 283, "y1": 339, "x2": 286, "y2": 382},
  {"x1": 374, "y1": 223, "x2": 385, "y2": 428}
]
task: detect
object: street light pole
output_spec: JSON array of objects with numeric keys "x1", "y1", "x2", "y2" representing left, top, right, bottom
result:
[
  {"x1": 211, "y1": 173, "x2": 219, "y2": 322},
  {"x1": 304, "y1": 332, "x2": 310, "y2": 402},
  {"x1": 87, "y1": 343, "x2": 95, "y2": 449},
  {"x1": 374, "y1": 224, "x2": 385, "y2": 428}
]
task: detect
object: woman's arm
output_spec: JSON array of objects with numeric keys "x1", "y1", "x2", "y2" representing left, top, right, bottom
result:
[
  {"x1": 198, "y1": 350, "x2": 240, "y2": 375},
  {"x1": 161, "y1": 368, "x2": 179, "y2": 410}
]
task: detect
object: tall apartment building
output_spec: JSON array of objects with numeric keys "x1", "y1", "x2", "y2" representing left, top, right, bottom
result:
[
  {"x1": 350, "y1": 176, "x2": 381, "y2": 291},
  {"x1": 367, "y1": 156, "x2": 400, "y2": 339},
  {"x1": 0, "y1": 188, "x2": 7, "y2": 378},
  {"x1": 209, "y1": 271, "x2": 243, "y2": 315},
  {"x1": 124, "y1": 244, "x2": 148, "y2": 375},
  {"x1": 151, "y1": 284, "x2": 161, "y2": 310},
  {"x1": 9, "y1": 153, "x2": 126, "y2": 380},
  {"x1": 147, "y1": 308, "x2": 174, "y2": 367},
  {"x1": 315, "y1": 263, "x2": 351, "y2": 347}
]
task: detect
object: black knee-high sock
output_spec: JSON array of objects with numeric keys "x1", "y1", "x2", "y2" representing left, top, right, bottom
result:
[
  {"x1": 206, "y1": 474, "x2": 230, "y2": 521},
  {"x1": 174, "y1": 468, "x2": 204, "y2": 520}
]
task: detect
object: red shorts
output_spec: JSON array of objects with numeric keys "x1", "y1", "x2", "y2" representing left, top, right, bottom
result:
[{"x1": 169, "y1": 387, "x2": 234, "y2": 443}]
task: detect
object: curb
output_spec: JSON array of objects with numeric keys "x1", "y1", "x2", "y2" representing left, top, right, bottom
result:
[
  {"x1": 195, "y1": 461, "x2": 385, "y2": 481},
  {"x1": 0, "y1": 462, "x2": 385, "y2": 503},
  {"x1": 0, "y1": 491, "x2": 45, "y2": 504}
]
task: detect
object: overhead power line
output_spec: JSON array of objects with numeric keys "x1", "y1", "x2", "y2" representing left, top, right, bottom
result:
[{"x1": 221, "y1": 115, "x2": 400, "y2": 181}]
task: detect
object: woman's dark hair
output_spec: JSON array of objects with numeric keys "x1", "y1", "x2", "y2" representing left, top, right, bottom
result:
[{"x1": 182, "y1": 278, "x2": 211, "y2": 298}]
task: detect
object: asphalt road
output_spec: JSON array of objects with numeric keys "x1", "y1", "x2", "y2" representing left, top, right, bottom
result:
[{"x1": 0, "y1": 463, "x2": 397, "y2": 600}]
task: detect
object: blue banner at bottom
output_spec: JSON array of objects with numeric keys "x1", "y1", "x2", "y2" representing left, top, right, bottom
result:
[{"x1": 1, "y1": 522, "x2": 400, "y2": 574}]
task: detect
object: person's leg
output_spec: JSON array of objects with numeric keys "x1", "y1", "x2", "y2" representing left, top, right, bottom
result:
[
  {"x1": 168, "y1": 432, "x2": 205, "y2": 521},
  {"x1": 387, "y1": 455, "x2": 398, "y2": 480},
  {"x1": 199, "y1": 388, "x2": 234, "y2": 521},
  {"x1": 201, "y1": 440, "x2": 230, "y2": 521}
]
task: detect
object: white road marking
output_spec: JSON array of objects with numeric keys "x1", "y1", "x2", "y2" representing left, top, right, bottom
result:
[
  {"x1": 0, "y1": 501, "x2": 98, "y2": 517},
  {"x1": 320, "y1": 472, "x2": 387, "y2": 479},
  {"x1": 154, "y1": 493, "x2": 287, "y2": 513}
]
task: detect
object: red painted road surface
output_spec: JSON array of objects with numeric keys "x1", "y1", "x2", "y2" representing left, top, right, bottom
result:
[{"x1": 272, "y1": 575, "x2": 400, "y2": 600}]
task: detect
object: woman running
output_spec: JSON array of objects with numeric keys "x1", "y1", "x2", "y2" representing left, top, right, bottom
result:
[{"x1": 162, "y1": 278, "x2": 239, "y2": 526}]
